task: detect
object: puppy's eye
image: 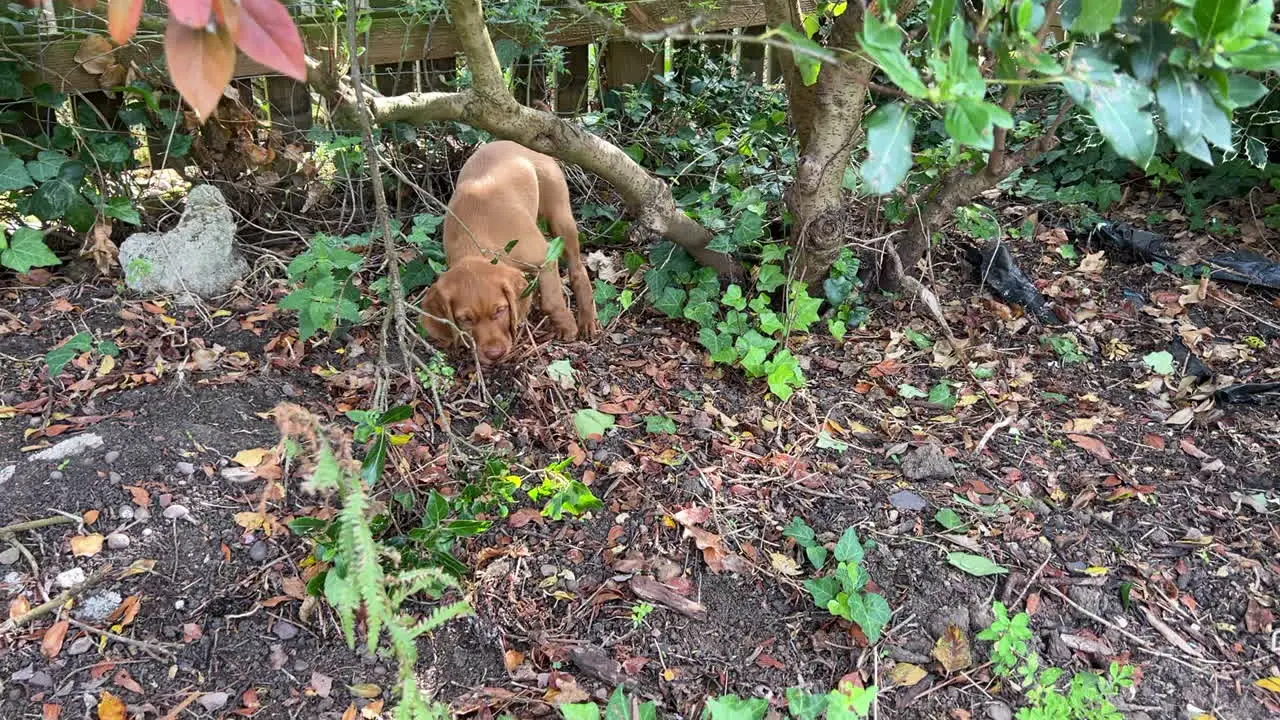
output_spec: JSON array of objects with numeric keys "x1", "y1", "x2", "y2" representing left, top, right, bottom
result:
[{"x1": 493, "y1": 306, "x2": 508, "y2": 319}]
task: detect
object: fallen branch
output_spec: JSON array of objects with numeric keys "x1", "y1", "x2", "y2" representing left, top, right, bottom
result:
[
  {"x1": 0, "y1": 514, "x2": 79, "y2": 537},
  {"x1": 68, "y1": 617, "x2": 177, "y2": 661},
  {"x1": 0, "y1": 564, "x2": 112, "y2": 633}
]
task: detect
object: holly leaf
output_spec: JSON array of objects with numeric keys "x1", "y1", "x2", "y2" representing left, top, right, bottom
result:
[
  {"x1": 2, "y1": 228, "x2": 61, "y2": 273},
  {"x1": 860, "y1": 103, "x2": 916, "y2": 194}
]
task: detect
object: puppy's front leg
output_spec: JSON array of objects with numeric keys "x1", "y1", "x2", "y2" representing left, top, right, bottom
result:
[{"x1": 536, "y1": 264, "x2": 578, "y2": 340}]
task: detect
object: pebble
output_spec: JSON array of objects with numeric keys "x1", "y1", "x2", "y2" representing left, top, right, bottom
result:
[
  {"x1": 985, "y1": 701, "x2": 1014, "y2": 720},
  {"x1": 539, "y1": 564, "x2": 557, "y2": 577},
  {"x1": 27, "y1": 670, "x2": 53, "y2": 688},
  {"x1": 104, "y1": 450, "x2": 120, "y2": 464},
  {"x1": 106, "y1": 533, "x2": 130, "y2": 550},
  {"x1": 889, "y1": 490, "x2": 927, "y2": 511},
  {"x1": 55, "y1": 567, "x2": 87, "y2": 589},
  {"x1": 0, "y1": 547, "x2": 20, "y2": 565},
  {"x1": 108, "y1": 471, "x2": 122, "y2": 483},
  {"x1": 0, "y1": 465, "x2": 13, "y2": 487},
  {"x1": 118, "y1": 505, "x2": 135, "y2": 521},
  {"x1": 174, "y1": 462, "x2": 195, "y2": 476},
  {"x1": 49, "y1": 471, "x2": 64, "y2": 481},
  {"x1": 174, "y1": 599, "x2": 186, "y2": 610},
  {"x1": 159, "y1": 493, "x2": 173, "y2": 507},
  {"x1": 274, "y1": 621, "x2": 299, "y2": 640},
  {"x1": 135, "y1": 507, "x2": 151, "y2": 522},
  {"x1": 162, "y1": 504, "x2": 189, "y2": 521},
  {"x1": 902, "y1": 443, "x2": 955, "y2": 481},
  {"x1": 249, "y1": 541, "x2": 268, "y2": 562}
]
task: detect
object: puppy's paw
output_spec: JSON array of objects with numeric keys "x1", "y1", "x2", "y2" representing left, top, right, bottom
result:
[
  {"x1": 552, "y1": 312, "x2": 578, "y2": 341},
  {"x1": 577, "y1": 307, "x2": 601, "y2": 340}
]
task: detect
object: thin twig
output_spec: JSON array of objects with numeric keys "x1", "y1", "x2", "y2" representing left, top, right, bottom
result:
[
  {"x1": 0, "y1": 565, "x2": 113, "y2": 633},
  {"x1": 68, "y1": 618, "x2": 177, "y2": 661}
]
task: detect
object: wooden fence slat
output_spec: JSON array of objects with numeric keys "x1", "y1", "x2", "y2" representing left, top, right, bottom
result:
[{"x1": 554, "y1": 44, "x2": 589, "y2": 114}]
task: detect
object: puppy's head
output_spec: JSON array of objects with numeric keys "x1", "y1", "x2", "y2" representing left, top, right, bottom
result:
[{"x1": 422, "y1": 257, "x2": 530, "y2": 364}]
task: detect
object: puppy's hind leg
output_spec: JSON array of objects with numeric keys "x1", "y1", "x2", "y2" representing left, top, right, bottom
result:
[{"x1": 535, "y1": 262, "x2": 578, "y2": 341}]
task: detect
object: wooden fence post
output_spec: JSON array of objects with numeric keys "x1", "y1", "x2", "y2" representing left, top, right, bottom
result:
[
  {"x1": 738, "y1": 25, "x2": 766, "y2": 82},
  {"x1": 602, "y1": 40, "x2": 661, "y2": 109},
  {"x1": 421, "y1": 57, "x2": 458, "y2": 91},
  {"x1": 512, "y1": 56, "x2": 549, "y2": 106},
  {"x1": 555, "y1": 44, "x2": 590, "y2": 114}
]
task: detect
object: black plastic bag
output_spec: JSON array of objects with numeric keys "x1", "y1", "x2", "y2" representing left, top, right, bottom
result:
[
  {"x1": 964, "y1": 241, "x2": 1061, "y2": 325},
  {"x1": 1080, "y1": 221, "x2": 1280, "y2": 290}
]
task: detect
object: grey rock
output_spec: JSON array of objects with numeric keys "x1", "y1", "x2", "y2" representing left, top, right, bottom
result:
[
  {"x1": 0, "y1": 547, "x2": 19, "y2": 565},
  {"x1": 902, "y1": 443, "x2": 955, "y2": 482},
  {"x1": 77, "y1": 590, "x2": 123, "y2": 622},
  {"x1": 174, "y1": 462, "x2": 195, "y2": 476},
  {"x1": 985, "y1": 701, "x2": 1014, "y2": 720},
  {"x1": 108, "y1": 471, "x2": 122, "y2": 483},
  {"x1": 104, "y1": 450, "x2": 120, "y2": 464},
  {"x1": 55, "y1": 567, "x2": 87, "y2": 588},
  {"x1": 106, "y1": 532, "x2": 130, "y2": 550},
  {"x1": 48, "y1": 470, "x2": 63, "y2": 481},
  {"x1": 30, "y1": 434, "x2": 104, "y2": 462},
  {"x1": 0, "y1": 464, "x2": 13, "y2": 487},
  {"x1": 119, "y1": 184, "x2": 248, "y2": 298},
  {"x1": 134, "y1": 506, "x2": 151, "y2": 522},
  {"x1": 118, "y1": 504, "x2": 135, "y2": 521},
  {"x1": 27, "y1": 670, "x2": 53, "y2": 688},
  {"x1": 249, "y1": 540, "x2": 268, "y2": 562},
  {"x1": 889, "y1": 490, "x2": 927, "y2": 511},
  {"x1": 274, "y1": 621, "x2": 299, "y2": 640}
]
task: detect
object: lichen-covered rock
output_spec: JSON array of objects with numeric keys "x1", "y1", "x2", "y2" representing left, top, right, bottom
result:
[{"x1": 119, "y1": 184, "x2": 248, "y2": 298}]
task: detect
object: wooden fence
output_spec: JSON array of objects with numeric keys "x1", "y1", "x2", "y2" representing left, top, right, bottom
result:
[{"x1": 8, "y1": 0, "x2": 804, "y2": 141}]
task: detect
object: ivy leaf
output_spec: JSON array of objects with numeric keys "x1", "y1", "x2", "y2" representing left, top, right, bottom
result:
[
  {"x1": 1142, "y1": 350, "x2": 1175, "y2": 375},
  {"x1": 859, "y1": 103, "x2": 916, "y2": 194},
  {"x1": 804, "y1": 576, "x2": 841, "y2": 609},
  {"x1": 46, "y1": 332, "x2": 94, "y2": 378},
  {"x1": 786, "y1": 688, "x2": 829, "y2": 720},
  {"x1": 783, "y1": 517, "x2": 817, "y2": 547},
  {"x1": 844, "y1": 591, "x2": 891, "y2": 643},
  {"x1": 765, "y1": 350, "x2": 804, "y2": 400},
  {"x1": 788, "y1": 284, "x2": 824, "y2": 332},
  {"x1": 834, "y1": 527, "x2": 865, "y2": 564},
  {"x1": 25, "y1": 151, "x2": 70, "y2": 183},
  {"x1": 0, "y1": 149, "x2": 33, "y2": 191},
  {"x1": 2, "y1": 228, "x2": 61, "y2": 273},
  {"x1": 699, "y1": 328, "x2": 739, "y2": 364},
  {"x1": 573, "y1": 409, "x2": 616, "y2": 441},
  {"x1": 703, "y1": 695, "x2": 769, "y2": 720},
  {"x1": 721, "y1": 284, "x2": 747, "y2": 311},
  {"x1": 1068, "y1": 0, "x2": 1121, "y2": 34},
  {"x1": 757, "y1": 264, "x2": 786, "y2": 293},
  {"x1": 652, "y1": 286, "x2": 686, "y2": 318},
  {"x1": 1063, "y1": 53, "x2": 1156, "y2": 168},
  {"x1": 645, "y1": 415, "x2": 677, "y2": 434},
  {"x1": 682, "y1": 294, "x2": 718, "y2": 328},
  {"x1": 104, "y1": 196, "x2": 142, "y2": 225}
]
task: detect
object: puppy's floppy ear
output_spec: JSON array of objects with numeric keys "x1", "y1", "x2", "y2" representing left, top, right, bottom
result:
[
  {"x1": 421, "y1": 282, "x2": 457, "y2": 347},
  {"x1": 500, "y1": 265, "x2": 532, "y2": 341}
]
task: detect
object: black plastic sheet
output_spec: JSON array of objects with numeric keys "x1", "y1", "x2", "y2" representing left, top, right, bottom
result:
[
  {"x1": 964, "y1": 241, "x2": 1061, "y2": 325},
  {"x1": 1080, "y1": 221, "x2": 1280, "y2": 290},
  {"x1": 1214, "y1": 383, "x2": 1280, "y2": 405}
]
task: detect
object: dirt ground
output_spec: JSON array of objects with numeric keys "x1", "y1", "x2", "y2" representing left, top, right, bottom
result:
[{"x1": 2, "y1": 199, "x2": 1279, "y2": 720}]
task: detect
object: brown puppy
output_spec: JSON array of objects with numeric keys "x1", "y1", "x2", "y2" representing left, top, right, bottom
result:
[{"x1": 422, "y1": 141, "x2": 599, "y2": 364}]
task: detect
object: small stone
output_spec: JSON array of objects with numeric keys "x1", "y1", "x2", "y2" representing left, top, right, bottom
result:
[
  {"x1": 106, "y1": 533, "x2": 130, "y2": 550},
  {"x1": 27, "y1": 670, "x2": 53, "y2": 688},
  {"x1": 0, "y1": 465, "x2": 13, "y2": 487},
  {"x1": 198, "y1": 692, "x2": 230, "y2": 712},
  {"x1": 889, "y1": 490, "x2": 927, "y2": 511},
  {"x1": 67, "y1": 636, "x2": 94, "y2": 655},
  {"x1": 49, "y1": 471, "x2": 64, "y2": 481},
  {"x1": 118, "y1": 505, "x2": 135, "y2": 521},
  {"x1": 159, "y1": 493, "x2": 173, "y2": 507},
  {"x1": 174, "y1": 462, "x2": 195, "y2": 476},
  {"x1": 108, "y1": 471, "x2": 122, "y2": 483},
  {"x1": 55, "y1": 567, "x2": 88, "y2": 588},
  {"x1": 174, "y1": 599, "x2": 186, "y2": 610},
  {"x1": 249, "y1": 541, "x2": 268, "y2": 562},
  {"x1": 281, "y1": 383, "x2": 297, "y2": 397},
  {"x1": 985, "y1": 701, "x2": 1014, "y2": 720},
  {"x1": 274, "y1": 621, "x2": 299, "y2": 640},
  {"x1": 539, "y1": 564, "x2": 557, "y2": 577},
  {"x1": 901, "y1": 443, "x2": 955, "y2": 482},
  {"x1": 77, "y1": 590, "x2": 123, "y2": 622},
  {"x1": 104, "y1": 450, "x2": 121, "y2": 464},
  {"x1": 269, "y1": 644, "x2": 289, "y2": 670},
  {"x1": 29, "y1": 434, "x2": 104, "y2": 462},
  {"x1": 0, "y1": 547, "x2": 20, "y2": 565},
  {"x1": 162, "y1": 504, "x2": 189, "y2": 520}
]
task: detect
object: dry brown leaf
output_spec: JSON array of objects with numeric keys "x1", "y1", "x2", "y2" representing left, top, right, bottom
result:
[
  {"x1": 114, "y1": 668, "x2": 144, "y2": 694},
  {"x1": 41, "y1": 703, "x2": 62, "y2": 720},
  {"x1": 347, "y1": 683, "x2": 381, "y2": 699},
  {"x1": 503, "y1": 649, "x2": 525, "y2": 672},
  {"x1": 932, "y1": 625, "x2": 973, "y2": 673},
  {"x1": 1067, "y1": 434, "x2": 1114, "y2": 463},
  {"x1": 233, "y1": 447, "x2": 271, "y2": 467},
  {"x1": 41, "y1": 619, "x2": 70, "y2": 658},
  {"x1": 70, "y1": 533, "x2": 105, "y2": 557},
  {"x1": 120, "y1": 558, "x2": 155, "y2": 578},
  {"x1": 97, "y1": 691, "x2": 127, "y2": 720},
  {"x1": 9, "y1": 595, "x2": 31, "y2": 620},
  {"x1": 123, "y1": 485, "x2": 151, "y2": 507},
  {"x1": 360, "y1": 700, "x2": 385, "y2": 719},
  {"x1": 769, "y1": 552, "x2": 802, "y2": 576},
  {"x1": 74, "y1": 36, "x2": 115, "y2": 74},
  {"x1": 888, "y1": 662, "x2": 927, "y2": 687},
  {"x1": 105, "y1": 594, "x2": 141, "y2": 628},
  {"x1": 340, "y1": 704, "x2": 358, "y2": 720},
  {"x1": 83, "y1": 509, "x2": 100, "y2": 525}
]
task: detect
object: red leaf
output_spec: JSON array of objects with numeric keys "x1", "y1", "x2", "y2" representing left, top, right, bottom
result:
[
  {"x1": 108, "y1": 0, "x2": 145, "y2": 45},
  {"x1": 234, "y1": 0, "x2": 307, "y2": 81},
  {"x1": 1067, "y1": 433, "x2": 1114, "y2": 463},
  {"x1": 212, "y1": 0, "x2": 241, "y2": 40},
  {"x1": 41, "y1": 620, "x2": 70, "y2": 658},
  {"x1": 167, "y1": 0, "x2": 212, "y2": 27},
  {"x1": 164, "y1": 20, "x2": 236, "y2": 121}
]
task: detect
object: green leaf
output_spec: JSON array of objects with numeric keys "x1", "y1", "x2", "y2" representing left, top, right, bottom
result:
[
  {"x1": 2, "y1": 228, "x2": 61, "y2": 273},
  {"x1": 788, "y1": 283, "x2": 824, "y2": 332},
  {"x1": 757, "y1": 264, "x2": 786, "y2": 293},
  {"x1": 559, "y1": 703, "x2": 601, "y2": 720},
  {"x1": 573, "y1": 409, "x2": 616, "y2": 440},
  {"x1": 945, "y1": 99, "x2": 1012, "y2": 151},
  {"x1": 1246, "y1": 136, "x2": 1268, "y2": 168},
  {"x1": 844, "y1": 591, "x2": 892, "y2": 643},
  {"x1": 104, "y1": 196, "x2": 142, "y2": 225},
  {"x1": 721, "y1": 284, "x2": 747, "y2": 311},
  {"x1": 928, "y1": 381, "x2": 957, "y2": 410},
  {"x1": 703, "y1": 695, "x2": 768, "y2": 720},
  {"x1": 1069, "y1": 0, "x2": 1121, "y2": 34},
  {"x1": 699, "y1": 327, "x2": 739, "y2": 364},
  {"x1": 765, "y1": 350, "x2": 805, "y2": 400},
  {"x1": 653, "y1": 286, "x2": 687, "y2": 318},
  {"x1": 805, "y1": 545, "x2": 829, "y2": 570},
  {"x1": 805, "y1": 576, "x2": 841, "y2": 610},
  {"x1": 46, "y1": 332, "x2": 94, "y2": 377},
  {"x1": 834, "y1": 527, "x2": 865, "y2": 564},
  {"x1": 928, "y1": 0, "x2": 958, "y2": 48},
  {"x1": 947, "y1": 552, "x2": 1009, "y2": 576},
  {"x1": 1063, "y1": 53, "x2": 1156, "y2": 168},
  {"x1": 645, "y1": 415, "x2": 677, "y2": 434},
  {"x1": 1142, "y1": 350, "x2": 1175, "y2": 374},
  {"x1": 1191, "y1": 0, "x2": 1244, "y2": 42},
  {"x1": 826, "y1": 685, "x2": 878, "y2": 719},
  {"x1": 1156, "y1": 69, "x2": 1205, "y2": 148},
  {"x1": 786, "y1": 688, "x2": 829, "y2": 720},
  {"x1": 603, "y1": 687, "x2": 632, "y2": 720},
  {"x1": 773, "y1": 23, "x2": 832, "y2": 86},
  {"x1": 783, "y1": 517, "x2": 818, "y2": 547},
  {"x1": 860, "y1": 15, "x2": 929, "y2": 98},
  {"x1": 898, "y1": 384, "x2": 929, "y2": 399},
  {"x1": 860, "y1": 103, "x2": 916, "y2": 194},
  {"x1": 934, "y1": 508, "x2": 966, "y2": 530},
  {"x1": 1128, "y1": 23, "x2": 1172, "y2": 83},
  {"x1": 546, "y1": 358, "x2": 576, "y2": 388},
  {"x1": 0, "y1": 149, "x2": 33, "y2": 191}
]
